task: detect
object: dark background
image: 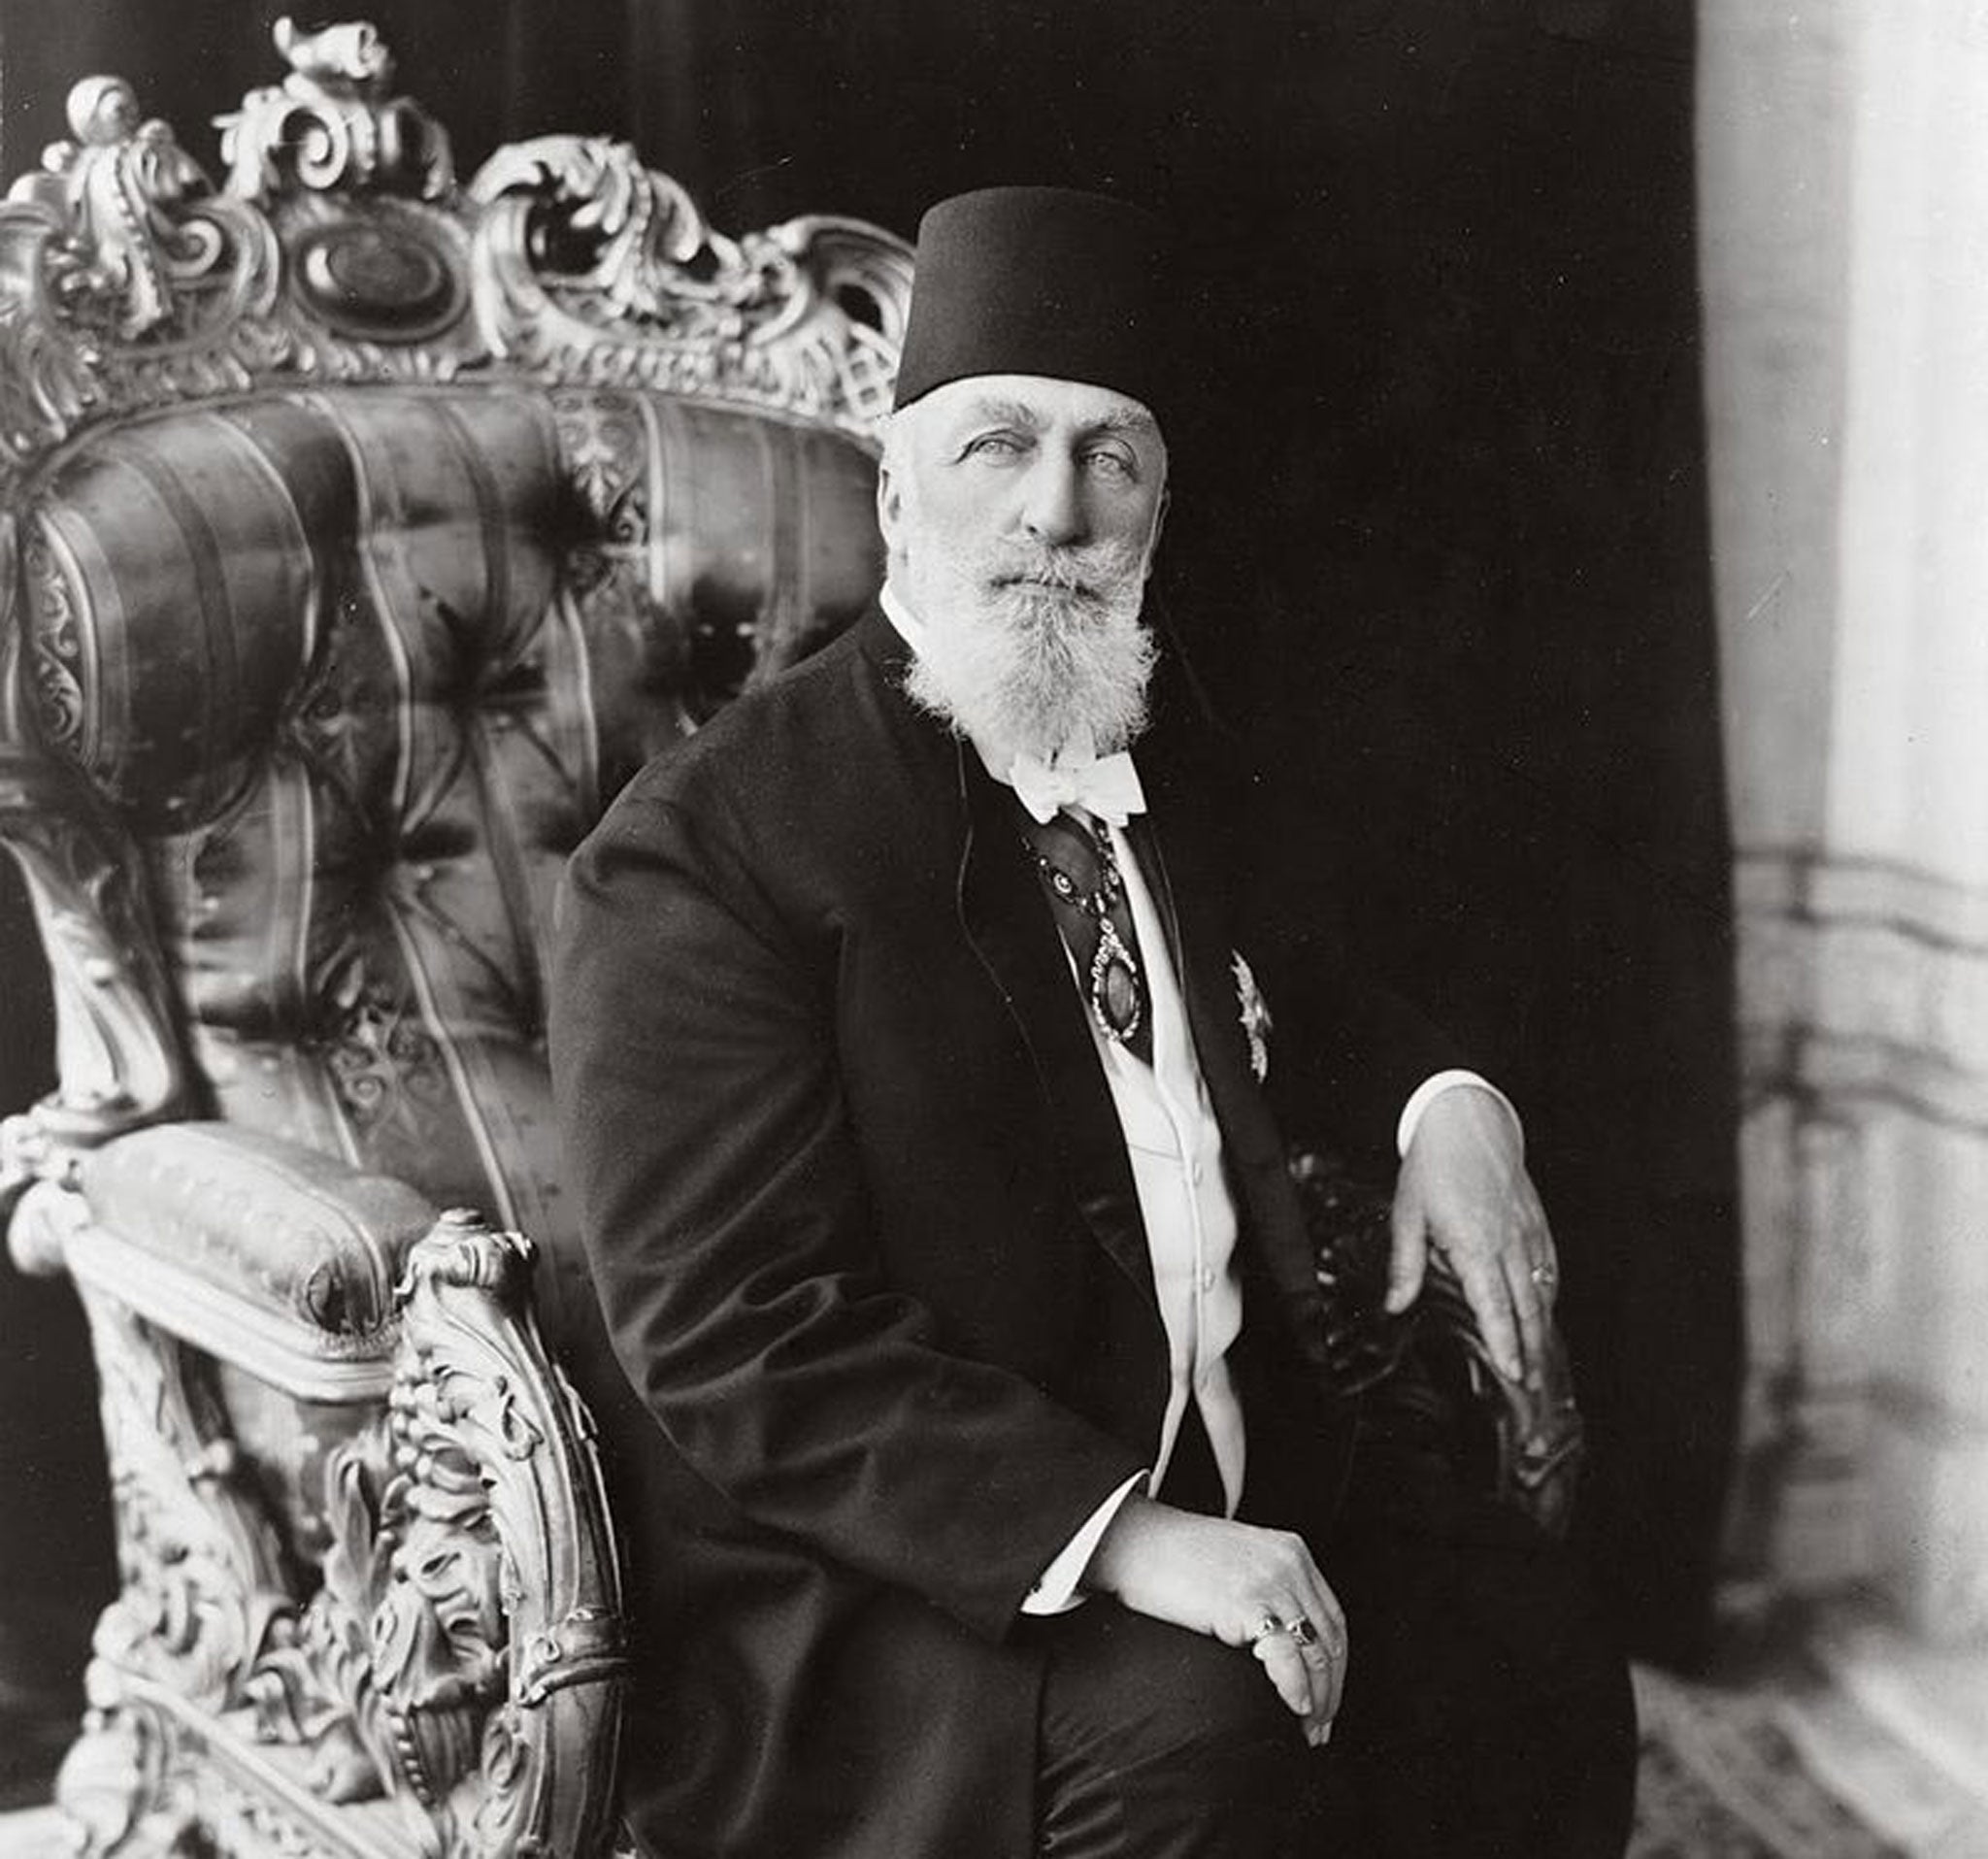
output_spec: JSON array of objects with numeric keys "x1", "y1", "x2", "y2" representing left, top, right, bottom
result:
[{"x1": 0, "y1": 0, "x2": 1740, "y2": 1715}]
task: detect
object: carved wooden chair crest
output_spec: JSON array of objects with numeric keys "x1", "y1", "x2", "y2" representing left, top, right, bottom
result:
[{"x1": 0, "y1": 21, "x2": 910, "y2": 1855}]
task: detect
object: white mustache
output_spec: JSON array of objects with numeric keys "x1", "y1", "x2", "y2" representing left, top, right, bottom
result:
[{"x1": 977, "y1": 539, "x2": 1148, "y2": 600}]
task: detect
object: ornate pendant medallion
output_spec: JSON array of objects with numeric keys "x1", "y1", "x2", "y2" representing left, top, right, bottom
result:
[{"x1": 1091, "y1": 917, "x2": 1144, "y2": 1044}]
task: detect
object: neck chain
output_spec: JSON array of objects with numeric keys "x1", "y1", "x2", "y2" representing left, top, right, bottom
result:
[{"x1": 1021, "y1": 820, "x2": 1146, "y2": 1046}]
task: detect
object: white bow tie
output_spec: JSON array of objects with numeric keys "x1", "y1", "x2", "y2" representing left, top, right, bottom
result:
[{"x1": 1007, "y1": 749, "x2": 1147, "y2": 828}]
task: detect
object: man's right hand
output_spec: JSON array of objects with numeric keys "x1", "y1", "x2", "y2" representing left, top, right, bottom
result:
[{"x1": 1081, "y1": 1494, "x2": 1346, "y2": 1746}]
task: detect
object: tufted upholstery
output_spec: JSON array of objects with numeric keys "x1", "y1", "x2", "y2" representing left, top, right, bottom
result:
[{"x1": 20, "y1": 385, "x2": 881, "y2": 1257}]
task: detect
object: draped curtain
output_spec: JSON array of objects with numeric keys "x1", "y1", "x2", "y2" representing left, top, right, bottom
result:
[{"x1": 0, "y1": 0, "x2": 1737, "y2": 1669}]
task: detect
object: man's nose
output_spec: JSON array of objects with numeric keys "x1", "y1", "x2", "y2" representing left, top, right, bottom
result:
[{"x1": 1019, "y1": 456, "x2": 1088, "y2": 548}]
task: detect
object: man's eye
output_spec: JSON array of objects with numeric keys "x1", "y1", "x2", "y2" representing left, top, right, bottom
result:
[
  {"x1": 1083, "y1": 449, "x2": 1135, "y2": 481},
  {"x1": 964, "y1": 434, "x2": 1026, "y2": 458}
]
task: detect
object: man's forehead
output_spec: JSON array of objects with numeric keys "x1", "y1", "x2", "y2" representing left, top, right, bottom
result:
[{"x1": 916, "y1": 373, "x2": 1162, "y2": 439}]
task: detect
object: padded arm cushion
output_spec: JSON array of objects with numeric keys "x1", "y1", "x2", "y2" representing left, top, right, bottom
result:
[{"x1": 78, "y1": 1121, "x2": 438, "y2": 1339}]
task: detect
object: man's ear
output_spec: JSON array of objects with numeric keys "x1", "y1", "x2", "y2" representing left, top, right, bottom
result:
[
  {"x1": 1143, "y1": 486, "x2": 1171, "y2": 578},
  {"x1": 876, "y1": 457, "x2": 903, "y2": 547}
]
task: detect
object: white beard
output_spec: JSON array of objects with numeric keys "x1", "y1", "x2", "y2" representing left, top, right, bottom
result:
[{"x1": 899, "y1": 529, "x2": 1159, "y2": 764}]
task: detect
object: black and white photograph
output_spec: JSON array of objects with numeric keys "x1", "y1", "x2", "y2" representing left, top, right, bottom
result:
[{"x1": 0, "y1": 4, "x2": 1980, "y2": 1854}]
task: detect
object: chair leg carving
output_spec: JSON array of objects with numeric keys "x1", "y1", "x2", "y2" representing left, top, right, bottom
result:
[
  {"x1": 64, "y1": 1279, "x2": 306, "y2": 1852},
  {"x1": 54, "y1": 1692, "x2": 206, "y2": 1859}
]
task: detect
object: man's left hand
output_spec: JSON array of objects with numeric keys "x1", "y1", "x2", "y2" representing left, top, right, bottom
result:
[{"x1": 1384, "y1": 1085, "x2": 1558, "y2": 1388}]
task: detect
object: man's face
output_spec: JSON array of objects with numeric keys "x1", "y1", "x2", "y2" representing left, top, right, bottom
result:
[
  {"x1": 879, "y1": 374, "x2": 1170, "y2": 759},
  {"x1": 879, "y1": 372, "x2": 1169, "y2": 614}
]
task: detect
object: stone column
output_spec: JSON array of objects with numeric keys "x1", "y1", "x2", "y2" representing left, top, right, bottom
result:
[{"x1": 1701, "y1": 0, "x2": 1988, "y2": 1656}]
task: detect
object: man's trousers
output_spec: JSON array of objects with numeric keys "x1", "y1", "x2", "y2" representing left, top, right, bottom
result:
[{"x1": 1025, "y1": 1405, "x2": 1638, "y2": 1858}]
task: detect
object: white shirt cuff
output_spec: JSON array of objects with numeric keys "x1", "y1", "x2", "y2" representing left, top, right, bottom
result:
[
  {"x1": 1395, "y1": 1070, "x2": 1524, "y2": 1160},
  {"x1": 1020, "y1": 1472, "x2": 1147, "y2": 1615}
]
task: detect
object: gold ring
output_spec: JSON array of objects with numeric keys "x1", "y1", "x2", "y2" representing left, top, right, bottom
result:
[{"x1": 1530, "y1": 1263, "x2": 1557, "y2": 1288}]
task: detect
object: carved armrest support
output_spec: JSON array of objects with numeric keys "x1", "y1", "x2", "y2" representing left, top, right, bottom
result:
[
  {"x1": 247, "y1": 1210, "x2": 627, "y2": 1852},
  {"x1": 395, "y1": 1212, "x2": 625, "y2": 1850},
  {"x1": 0, "y1": 747, "x2": 193, "y2": 1185},
  {"x1": 1290, "y1": 1149, "x2": 1586, "y2": 1539},
  {"x1": 1405, "y1": 1266, "x2": 1586, "y2": 1539}
]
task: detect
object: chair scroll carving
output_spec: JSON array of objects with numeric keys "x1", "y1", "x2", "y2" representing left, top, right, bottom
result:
[
  {"x1": 0, "y1": 17, "x2": 911, "y2": 507},
  {"x1": 468, "y1": 140, "x2": 911, "y2": 428},
  {"x1": 220, "y1": 18, "x2": 454, "y2": 204}
]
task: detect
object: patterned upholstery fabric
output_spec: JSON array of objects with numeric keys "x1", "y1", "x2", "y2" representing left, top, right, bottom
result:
[{"x1": 19, "y1": 383, "x2": 882, "y2": 1271}]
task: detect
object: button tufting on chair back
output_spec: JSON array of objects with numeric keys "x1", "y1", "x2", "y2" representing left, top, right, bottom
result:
[{"x1": 21, "y1": 385, "x2": 882, "y2": 1251}]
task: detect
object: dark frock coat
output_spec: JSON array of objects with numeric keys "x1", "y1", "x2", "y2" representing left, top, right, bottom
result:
[{"x1": 547, "y1": 606, "x2": 1459, "y2": 1858}]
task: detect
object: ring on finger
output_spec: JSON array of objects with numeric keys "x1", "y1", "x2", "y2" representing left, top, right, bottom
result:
[
  {"x1": 1528, "y1": 1261, "x2": 1558, "y2": 1289},
  {"x1": 1251, "y1": 1613, "x2": 1320, "y2": 1651}
]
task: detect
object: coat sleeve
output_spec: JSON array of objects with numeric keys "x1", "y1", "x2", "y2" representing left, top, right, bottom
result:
[{"x1": 547, "y1": 777, "x2": 1146, "y2": 1643}]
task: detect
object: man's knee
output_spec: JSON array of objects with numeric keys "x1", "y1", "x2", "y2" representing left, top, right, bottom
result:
[
  {"x1": 1116, "y1": 1617, "x2": 1298, "y2": 1776},
  {"x1": 1035, "y1": 1606, "x2": 1306, "y2": 1856}
]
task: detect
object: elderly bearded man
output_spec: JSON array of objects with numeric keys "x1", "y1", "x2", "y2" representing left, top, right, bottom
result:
[{"x1": 550, "y1": 188, "x2": 1636, "y2": 1859}]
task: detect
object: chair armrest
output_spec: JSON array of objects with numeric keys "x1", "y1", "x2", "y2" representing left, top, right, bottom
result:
[
  {"x1": 1289, "y1": 1148, "x2": 1586, "y2": 1539},
  {"x1": 22, "y1": 1128, "x2": 629, "y2": 1849},
  {"x1": 28, "y1": 1121, "x2": 439, "y2": 1400}
]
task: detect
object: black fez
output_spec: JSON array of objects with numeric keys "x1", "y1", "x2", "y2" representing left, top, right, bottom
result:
[{"x1": 892, "y1": 186, "x2": 1174, "y2": 425}]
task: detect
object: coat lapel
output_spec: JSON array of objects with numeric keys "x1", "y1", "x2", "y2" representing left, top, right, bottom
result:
[
  {"x1": 953, "y1": 745, "x2": 1158, "y2": 1311},
  {"x1": 1128, "y1": 783, "x2": 1320, "y2": 1319}
]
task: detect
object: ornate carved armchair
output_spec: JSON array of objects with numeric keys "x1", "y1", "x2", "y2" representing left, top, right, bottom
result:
[
  {"x1": 0, "y1": 21, "x2": 909, "y2": 1854},
  {"x1": 0, "y1": 24, "x2": 1586, "y2": 1857}
]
